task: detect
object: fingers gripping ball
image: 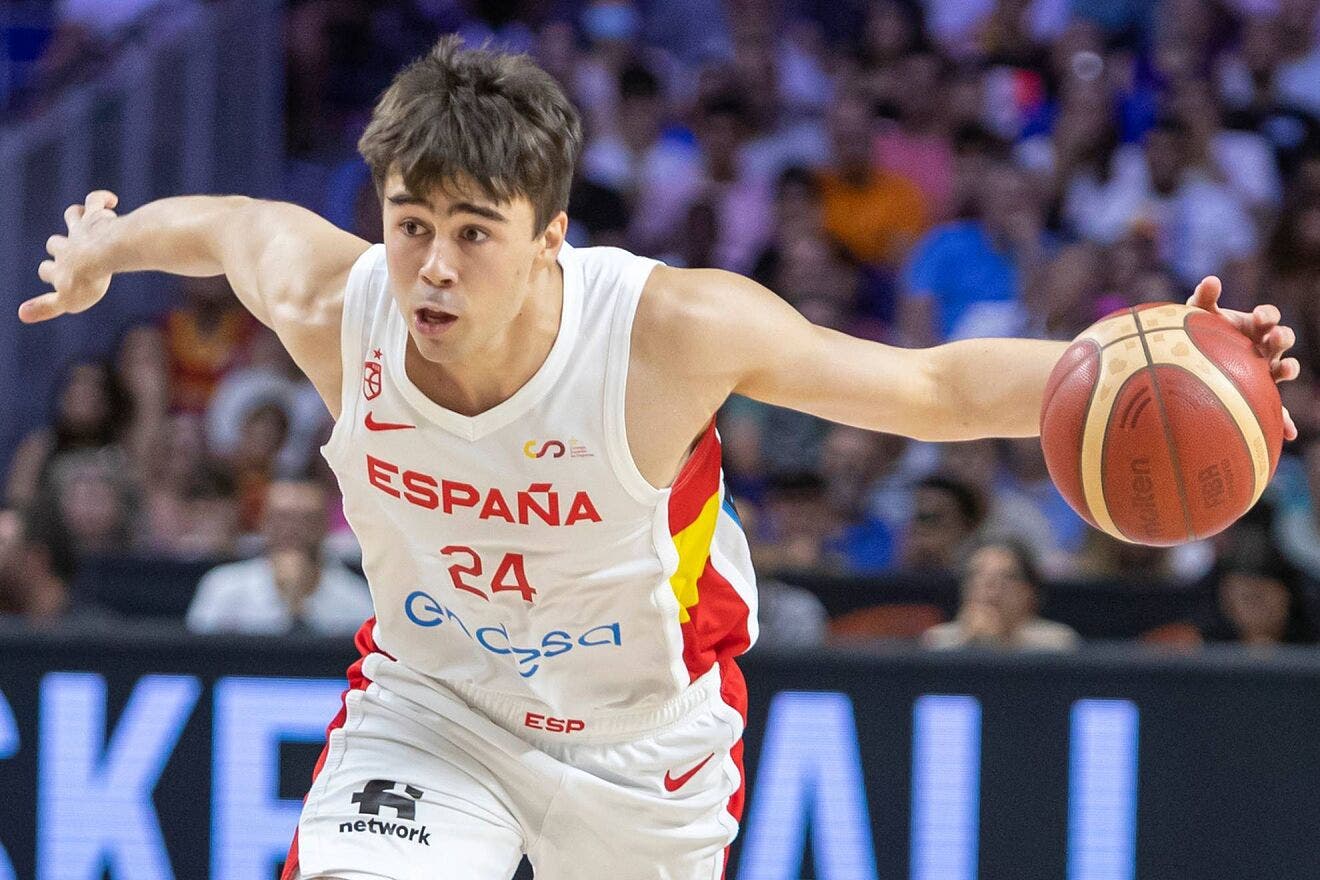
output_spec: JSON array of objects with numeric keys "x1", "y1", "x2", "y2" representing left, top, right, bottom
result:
[{"x1": 1040, "y1": 302, "x2": 1284, "y2": 546}]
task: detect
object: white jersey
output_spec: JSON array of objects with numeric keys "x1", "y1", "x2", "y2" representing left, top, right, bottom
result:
[{"x1": 321, "y1": 242, "x2": 758, "y2": 720}]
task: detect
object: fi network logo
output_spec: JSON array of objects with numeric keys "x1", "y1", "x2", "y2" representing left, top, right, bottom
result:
[
  {"x1": 351, "y1": 779, "x2": 422, "y2": 819},
  {"x1": 341, "y1": 779, "x2": 432, "y2": 846}
]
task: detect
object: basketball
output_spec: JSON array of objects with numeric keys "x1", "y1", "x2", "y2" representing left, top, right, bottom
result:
[{"x1": 1040, "y1": 302, "x2": 1284, "y2": 547}]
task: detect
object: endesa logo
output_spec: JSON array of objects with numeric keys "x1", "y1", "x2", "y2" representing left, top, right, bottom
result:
[
  {"x1": 404, "y1": 590, "x2": 622, "y2": 678},
  {"x1": 524, "y1": 439, "x2": 566, "y2": 459}
]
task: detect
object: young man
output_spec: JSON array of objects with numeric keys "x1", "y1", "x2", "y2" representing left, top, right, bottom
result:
[{"x1": 20, "y1": 37, "x2": 1298, "y2": 880}]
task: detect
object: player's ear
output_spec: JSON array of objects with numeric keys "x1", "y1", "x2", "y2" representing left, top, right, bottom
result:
[{"x1": 537, "y1": 210, "x2": 568, "y2": 264}]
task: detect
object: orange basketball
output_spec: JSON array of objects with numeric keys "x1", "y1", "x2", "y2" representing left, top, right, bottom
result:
[{"x1": 1040, "y1": 302, "x2": 1284, "y2": 547}]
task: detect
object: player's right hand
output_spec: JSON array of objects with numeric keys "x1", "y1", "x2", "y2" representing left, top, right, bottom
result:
[{"x1": 18, "y1": 190, "x2": 120, "y2": 324}]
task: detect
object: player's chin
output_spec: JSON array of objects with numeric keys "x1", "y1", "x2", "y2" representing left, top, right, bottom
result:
[
  {"x1": 409, "y1": 328, "x2": 461, "y2": 363},
  {"x1": 409, "y1": 333, "x2": 448, "y2": 359}
]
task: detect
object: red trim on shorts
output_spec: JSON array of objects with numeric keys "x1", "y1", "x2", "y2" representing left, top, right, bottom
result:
[
  {"x1": 281, "y1": 618, "x2": 383, "y2": 880},
  {"x1": 719, "y1": 656, "x2": 748, "y2": 880}
]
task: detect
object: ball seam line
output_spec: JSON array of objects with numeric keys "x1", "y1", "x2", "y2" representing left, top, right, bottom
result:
[{"x1": 1131, "y1": 308, "x2": 1196, "y2": 543}]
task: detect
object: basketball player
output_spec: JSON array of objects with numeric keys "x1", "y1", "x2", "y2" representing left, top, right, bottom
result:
[{"x1": 20, "y1": 37, "x2": 1298, "y2": 880}]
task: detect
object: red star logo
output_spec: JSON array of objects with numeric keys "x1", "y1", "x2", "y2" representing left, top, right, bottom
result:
[{"x1": 371, "y1": 348, "x2": 383, "y2": 360}]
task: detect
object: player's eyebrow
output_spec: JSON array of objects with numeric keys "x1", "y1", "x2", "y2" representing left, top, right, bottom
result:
[
  {"x1": 385, "y1": 191, "x2": 508, "y2": 224},
  {"x1": 385, "y1": 191, "x2": 433, "y2": 210},
  {"x1": 448, "y1": 201, "x2": 508, "y2": 223}
]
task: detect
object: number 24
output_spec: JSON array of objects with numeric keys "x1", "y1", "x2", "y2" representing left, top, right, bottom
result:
[{"x1": 439, "y1": 545, "x2": 536, "y2": 604}]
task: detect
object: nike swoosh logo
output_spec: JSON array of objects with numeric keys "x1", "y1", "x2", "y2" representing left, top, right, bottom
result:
[
  {"x1": 364, "y1": 412, "x2": 415, "y2": 432},
  {"x1": 663, "y1": 753, "x2": 715, "y2": 792}
]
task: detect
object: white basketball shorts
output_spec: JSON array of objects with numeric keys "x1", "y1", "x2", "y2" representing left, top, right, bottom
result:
[{"x1": 282, "y1": 626, "x2": 747, "y2": 880}]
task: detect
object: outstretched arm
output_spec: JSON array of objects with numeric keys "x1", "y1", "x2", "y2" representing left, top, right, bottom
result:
[
  {"x1": 664, "y1": 269, "x2": 1299, "y2": 443},
  {"x1": 18, "y1": 191, "x2": 370, "y2": 416}
]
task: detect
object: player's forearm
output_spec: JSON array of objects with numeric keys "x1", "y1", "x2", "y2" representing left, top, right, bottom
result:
[
  {"x1": 89, "y1": 195, "x2": 257, "y2": 278},
  {"x1": 929, "y1": 337, "x2": 1070, "y2": 439}
]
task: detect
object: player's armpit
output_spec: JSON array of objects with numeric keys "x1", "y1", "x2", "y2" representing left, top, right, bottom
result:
[{"x1": 656, "y1": 267, "x2": 1067, "y2": 442}]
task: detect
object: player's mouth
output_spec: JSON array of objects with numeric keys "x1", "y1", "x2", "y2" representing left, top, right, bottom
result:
[{"x1": 413, "y1": 305, "x2": 458, "y2": 337}]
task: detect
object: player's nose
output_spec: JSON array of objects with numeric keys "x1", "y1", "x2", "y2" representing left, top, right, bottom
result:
[{"x1": 419, "y1": 243, "x2": 458, "y2": 288}]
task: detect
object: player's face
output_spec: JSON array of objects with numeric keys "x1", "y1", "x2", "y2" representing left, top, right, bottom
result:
[
  {"x1": 962, "y1": 546, "x2": 1035, "y2": 626},
  {"x1": 381, "y1": 171, "x2": 560, "y2": 365}
]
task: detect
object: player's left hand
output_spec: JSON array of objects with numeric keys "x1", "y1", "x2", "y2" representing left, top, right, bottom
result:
[{"x1": 1188, "y1": 275, "x2": 1299, "y2": 441}]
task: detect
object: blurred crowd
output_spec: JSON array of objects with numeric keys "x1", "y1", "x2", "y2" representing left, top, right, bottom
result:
[{"x1": 6, "y1": 0, "x2": 1320, "y2": 653}]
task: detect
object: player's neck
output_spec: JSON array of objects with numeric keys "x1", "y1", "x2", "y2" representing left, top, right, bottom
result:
[{"x1": 406, "y1": 261, "x2": 564, "y2": 417}]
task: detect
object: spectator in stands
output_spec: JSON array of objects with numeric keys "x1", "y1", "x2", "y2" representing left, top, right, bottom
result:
[
  {"x1": 567, "y1": 177, "x2": 631, "y2": 248},
  {"x1": 186, "y1": 478, "x2": 371, "y2": 635},
  {"x1": 898, "y1": 160, "x2": 1048, "y2": 346},
  {"x1": 1017, "y1": 79, "x2": 1149, "y2": 246},
  {"x1": 923, "y1": 537, "x2": 1080, "y2": 650},
  {"x1": 818, "y1": 424, "x2": 917, "y2": 568},
  {"x1": 756, "y1": 471, "x2": 838, "y2": 573},
  {"x1": 938, "y1": 439, "x2": 1075, "y2": 574},
  {"x1": 752, "y1": 470, "x2": 891, "y2": 575},
  {"x1": 1135, "y1": 116, "x2": 1259, "y2": 305},
  {"x1": 749, "y1": 166, "x2": 827, "y2": 289},
  {"x1": 227, "y1": 400, "x2": 291, "y2": 535},
  {"x1": 1073, "y1": 528, "x2": 1213, "y2": 584},
  {"x1": 997, "y1": 437, "x2": 1089, "y2": 569},
  {"x1": 206, "y1": 327, "x2": 331, "y2": 480},
  {"x1": 140, "y1": 413, "x2": 241, "y2": 560},
  {"x1": 5, "y1": 359, "x2": 131, "y2": 510},
  {"x1": 1216, "y1": 1, "x2": 1320, "y2": 121},
  {"x1": 1273, "y1": 437, "x2": 1320, "y2": 581},
  {"x1": 1169, "y1": 77, "x2": 1283, "y2": 224},
  {"x1": 42, "y1": 449, "x2": 138, "y2": 557},
  {"x1": 1198, "y1": 527, "x2": 1318, "y2": 646},
  {"x1": 284, "y1": 0, "x2": 384, "y2": 156},
  {"x1": 1025, "y1": 241, "x2": 1108, "y2": 340},
  {"x1": 140, "y1": 412, "x2": 206, "y2": 554},
  {"x1": 816, "y1": 432, "x2": 897, "y2": 574},
  {"x1": 113, "y1": 323, "x2": 172, "y2": 479},
  {"x1": 898, "y1": 473, "x2": 986, "y2": 573},
  {"x1": 0, "y1": 503, "x2": 82, "y2": 625},
  {"x1": 870, "y1": 51, "x2": 958, "y2": 223},
  {"x1": 737, "y1": 499, "x2": 828, "y2": 650},
  {"x1": 581, "y1": 62, "x2": 702, "y2": 242},
  {"x1": 1282, "y1": 255, "x2": 1320, "y2": 441},
  {"x1": 177, "y1": 462, "x2": 242, "y2": 560},
  {"x1": 164, "y1": 275, "x2": 256, "y2": 414},
  {"x1": 815, "y1": 90, "x2": 929, "y2": 268},
  {"x1": 679, "y1": 92, "x2": 777, "y2": 273}
]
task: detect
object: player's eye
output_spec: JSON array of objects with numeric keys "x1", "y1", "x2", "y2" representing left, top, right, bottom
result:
[
  {"x1": 460, "y1": 226, "x2": 489, "y2": 243},
  {"x1": 400, "y1": 220, "x2": 427, "y2": 237}
]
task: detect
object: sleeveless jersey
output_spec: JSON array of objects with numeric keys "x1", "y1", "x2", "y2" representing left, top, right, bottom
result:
[{"x1": 321, "y1": 242, "x2": 758, "y2": 717}]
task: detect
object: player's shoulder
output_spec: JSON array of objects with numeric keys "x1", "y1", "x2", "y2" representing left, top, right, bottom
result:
[{"x1": 635, "y1": 264, "x2": 756, "y2": 340}]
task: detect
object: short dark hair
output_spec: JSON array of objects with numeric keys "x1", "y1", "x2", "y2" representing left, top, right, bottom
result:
[
  {"x1": 964, "y1": 536, "x2": 1043, "y2": 593},
  {"x1": 915, "y1": 474, "x2": 985, "y2": 526},
  {"x1": 358, "y1": 35, "x2": 583, "y2": 234}
]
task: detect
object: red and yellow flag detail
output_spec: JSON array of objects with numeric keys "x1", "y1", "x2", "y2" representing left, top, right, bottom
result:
[{"x1": 667, "y1": 422, "x2": 752, "y2": 682}]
